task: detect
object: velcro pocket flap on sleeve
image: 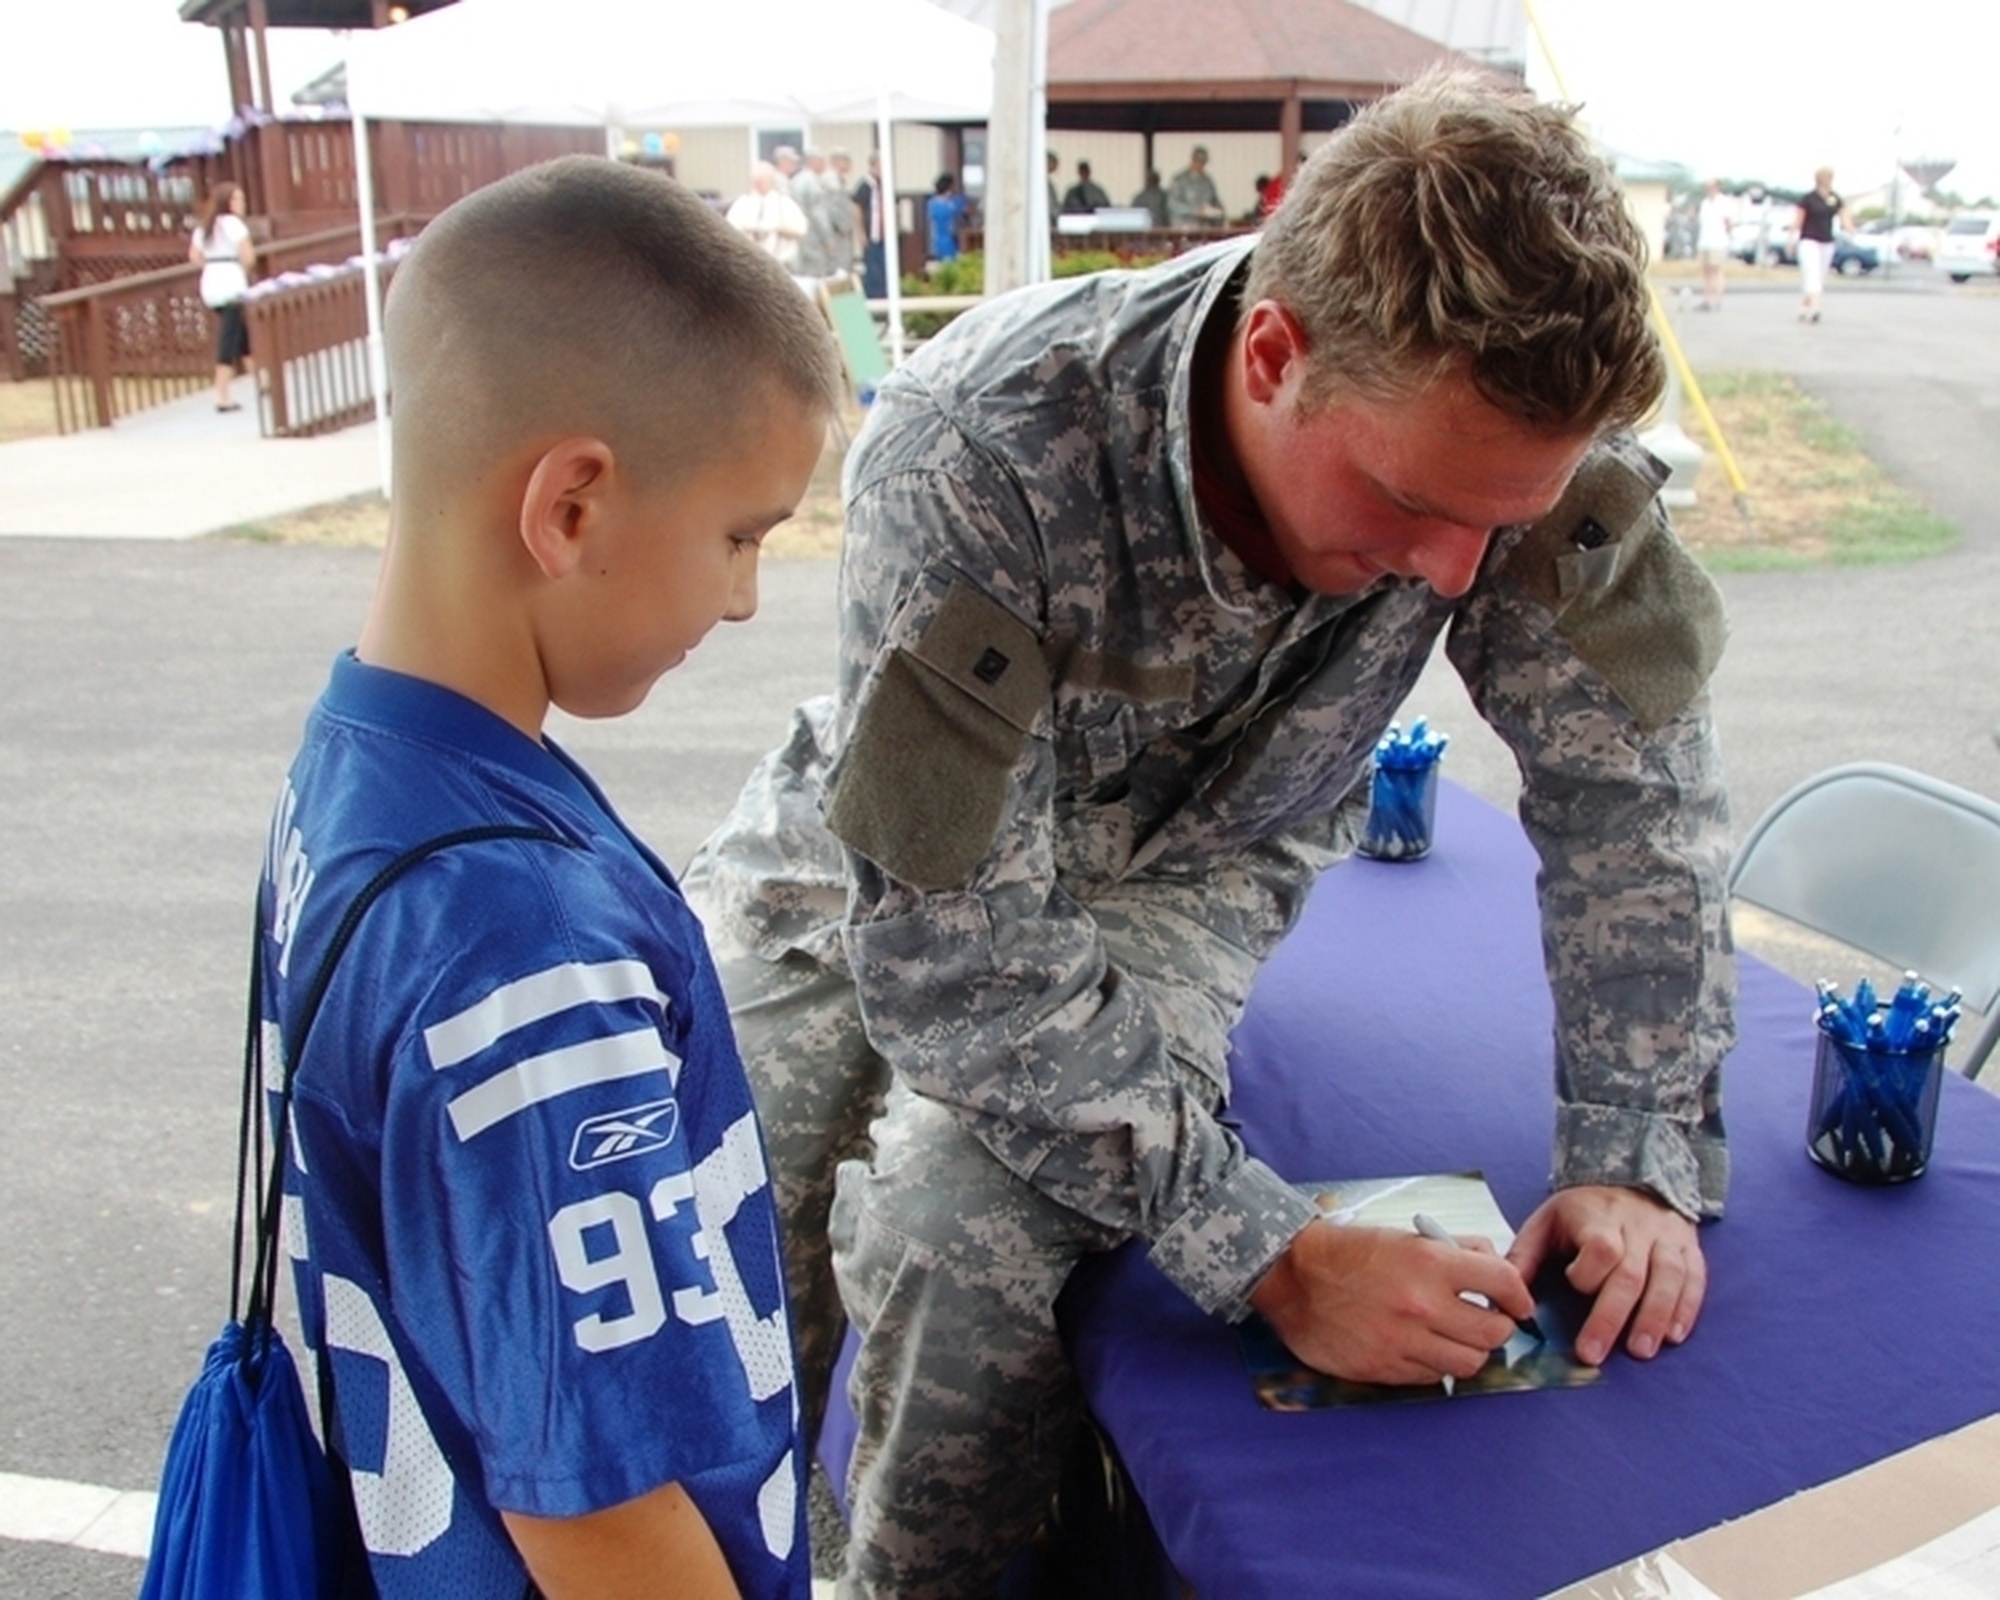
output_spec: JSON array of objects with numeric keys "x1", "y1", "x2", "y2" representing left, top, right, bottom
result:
[
  {"x1": 1500, "y1": 436, "x2": 1668, "y2": 614},
  {"x1": 1556, "y1": 519, "x2": 1728, "y2": 733},
  {"x1": 1499, "y1": 436, "x2": 1726, "y2": 733},
  {"x1": 825, "y1": 582, "x2": 1049, "y2": 891}
]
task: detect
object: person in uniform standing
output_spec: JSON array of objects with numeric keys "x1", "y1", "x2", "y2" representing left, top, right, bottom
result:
[
  {"x1": 1166, "y1": 142, "x2": 1227, "y2": 226},
  {"x1": 1060, "y1": 159, "x2": 1112, "y2": 214}
]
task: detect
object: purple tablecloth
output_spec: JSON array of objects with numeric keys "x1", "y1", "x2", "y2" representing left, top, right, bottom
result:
[{"x1": 1058, "y1": 780, "x2": 2000, "y2": 1598}]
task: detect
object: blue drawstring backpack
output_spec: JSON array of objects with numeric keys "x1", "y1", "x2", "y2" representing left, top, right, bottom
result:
[
  {"x1": 137, "y1": 1320, "x2": 347, "y2": 1599},
  {"x1": 138, "y1": 827, "x2": 559, "y2": 1600}
]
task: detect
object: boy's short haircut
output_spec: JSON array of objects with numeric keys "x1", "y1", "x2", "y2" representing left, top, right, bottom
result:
[
  {"x1": 1245, "y1": 68, "x2": 1664, "y2": 437},
  {"x1": 386, "y1": 155, "x2": 841, "y2": 490}
]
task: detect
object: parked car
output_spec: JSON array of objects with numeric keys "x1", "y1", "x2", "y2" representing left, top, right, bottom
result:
[
  {"x1": 1831, "y1": 230, "x2": 1882, "y2": 275},
  {"x1": 1938, "y1": 215, "x2": 2000, "y2": 281},
  {"x1": 1880, "y1": 225, "x2": 1944, "y2": 262},
  {"x1": 1730, "y1": 216, "x2": 1797, "y2": 265}
]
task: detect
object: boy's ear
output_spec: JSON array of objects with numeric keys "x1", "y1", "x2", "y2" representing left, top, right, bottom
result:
[{"x1": 518, "y1": 437, "x2": 618, "y2": 580}]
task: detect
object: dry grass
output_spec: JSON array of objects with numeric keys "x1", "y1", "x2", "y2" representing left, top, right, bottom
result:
[
  {"x1": 0, "y1": 378, "x2": 59, "y2": 444},
  {"x1": 1667, "y1": 371, "x2": 1955, "y2": 569}
]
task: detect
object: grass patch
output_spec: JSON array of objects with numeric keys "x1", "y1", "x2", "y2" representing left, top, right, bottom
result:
[
  {"x1": 1668, "y1": 369, "x2": 1957, "y2": 571},
  {"x1": 224, "y1": 492, "x2": 388, "y2": 547}
]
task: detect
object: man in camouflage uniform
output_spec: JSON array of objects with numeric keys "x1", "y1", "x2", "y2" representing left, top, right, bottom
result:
[
  {"x1": 1165, "y1": 142, "x2": 1227, "y2": 226},
  {"x1": 686, "y1": 71, "x2": 1734, "y2": 1596},
  {"x1": 793, "y1": 147, "x2": 856, "y2": 280}
]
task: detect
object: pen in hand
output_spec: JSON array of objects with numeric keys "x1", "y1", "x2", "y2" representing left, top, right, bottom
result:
[{"x1": 1411, "y1": 1212, "x2": 1545, "y2": 1345}]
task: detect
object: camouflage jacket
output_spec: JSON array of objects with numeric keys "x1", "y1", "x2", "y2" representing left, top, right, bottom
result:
[
  {"x1": 696, "y1": 241, "x2": 1736, "y2": 1320},
  {"x1": 1165, "y1": 167, "x2": 1224, "y2": 225}
]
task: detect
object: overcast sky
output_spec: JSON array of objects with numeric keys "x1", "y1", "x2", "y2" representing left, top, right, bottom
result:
[
  {"x1": 1526, "y1": 0, "x2": 1998, "y2": 202},
  {"x1": 4, "y1": 0, "x2": 1996, "y2": 202}
]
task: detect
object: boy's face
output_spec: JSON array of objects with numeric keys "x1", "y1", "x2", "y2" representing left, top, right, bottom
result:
[{"x1": 564, "y1": 398, "x2": 825, "y2": 718}]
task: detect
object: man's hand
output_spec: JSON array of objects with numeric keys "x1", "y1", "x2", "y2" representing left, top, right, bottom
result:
[
  {"x1": 1249, "y1": 1220, "x2": 1536, "y2": 1385},
  {"x1": 1506, "y1": 1185, "x2": 1706, "y2": 1367}
]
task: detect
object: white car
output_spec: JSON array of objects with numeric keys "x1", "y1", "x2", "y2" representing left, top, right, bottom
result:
[
  {"x1": 1730, "y1": 215, "x2": 1798, "y2": 265},
  {"x1": 1937, "y1": 215, "x2": 2000, "y2": 281}
]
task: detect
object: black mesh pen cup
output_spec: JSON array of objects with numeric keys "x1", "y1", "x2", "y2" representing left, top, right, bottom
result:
[{"x1": 1806, "y1": 1022, "x2": 1946, "y2": 1184}]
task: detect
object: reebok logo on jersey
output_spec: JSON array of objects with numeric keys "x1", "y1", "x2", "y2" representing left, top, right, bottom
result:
[{"x1": 569, "y1": 1099, "x2": 680, "y2": 1170}]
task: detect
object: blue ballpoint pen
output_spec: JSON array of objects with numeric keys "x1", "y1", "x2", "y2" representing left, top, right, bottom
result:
[{"x1": 1411, "y1": 1212, "x2": 1545, "y2": 1344}]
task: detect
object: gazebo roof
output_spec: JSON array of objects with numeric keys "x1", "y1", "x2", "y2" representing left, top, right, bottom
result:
[
  {"x1": 1051, "y1": 0, "x2": 1477, "y2": 94},
  {"x1": 1048, "y1": 0, "x2": 1491, "y2": 132},
  {"x1": 178, "y1": 0, "x2": 459, "y2": 29}
]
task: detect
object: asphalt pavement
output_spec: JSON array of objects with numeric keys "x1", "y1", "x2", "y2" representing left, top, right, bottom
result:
[{"x1": 1, "y1": 263, "x2": 1995, "y2": 1595}]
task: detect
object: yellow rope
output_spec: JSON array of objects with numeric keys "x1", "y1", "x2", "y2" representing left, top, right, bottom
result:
[
  {"x1": 1522, "y1": 0, "x2": 1751, "y2": 519},
  {"x1": 1650, "y1": 282, "x2": 1750, "y2": 502}
]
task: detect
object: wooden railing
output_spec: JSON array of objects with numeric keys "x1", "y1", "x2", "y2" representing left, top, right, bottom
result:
[
  {"x1": 247, "y1": 253, "x2": 405, "y2": 439},
  {"x1": 39, "y1": 215, "x2": 426, "y2": 433},
  {"x1": 5, "y1": 118, "x2": 600, "y2": 384},
  {"x1": 228, "y1": 117, "x2": 605, "y2": 222},
  {"x1": 41, "y1": 260, "x2": 214, "y2": 431}
]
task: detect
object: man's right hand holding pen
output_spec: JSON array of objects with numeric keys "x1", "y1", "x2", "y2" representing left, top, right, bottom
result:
[{"x1": 1248, "y1": 1216, "x2": 1538, "y2": 1386}]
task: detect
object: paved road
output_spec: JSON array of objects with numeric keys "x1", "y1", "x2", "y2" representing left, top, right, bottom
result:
[{"x1": 1, "y1": 266, "x2": 1995, "y2": 1595}]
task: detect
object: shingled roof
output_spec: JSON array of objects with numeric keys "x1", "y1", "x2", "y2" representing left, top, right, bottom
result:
[{"x1": 1049, "y1": 0, "x2": 1477, "y2": 101}]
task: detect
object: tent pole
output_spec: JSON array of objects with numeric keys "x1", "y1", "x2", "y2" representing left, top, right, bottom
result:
[
  {"x1": 985, "y1": 0, "x2": 1034, "y2": 296},
  {"x1": 876, "y1": 92, "x2": 905, "y2": 364},
  {"x1": 1027, "y1": 0, "x2": 1050, "y2": 284},
  {"x1": 347, "y1": 34, "x2": 392, "y2": 498}
]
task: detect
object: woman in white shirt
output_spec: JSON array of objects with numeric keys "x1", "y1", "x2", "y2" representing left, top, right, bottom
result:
[{"x1": 189, "y1": 183, "x2": 256, "y2": 411}]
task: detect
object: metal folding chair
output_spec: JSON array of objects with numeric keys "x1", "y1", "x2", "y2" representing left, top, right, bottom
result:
[{"x1": 1729, "y1": 761, "x2": 2000, "y2": 1078}]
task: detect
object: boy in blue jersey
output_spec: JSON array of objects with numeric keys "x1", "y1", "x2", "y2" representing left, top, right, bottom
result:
[{"x1": 257, "y1": 157, "x2": 840, "y2": 1599}]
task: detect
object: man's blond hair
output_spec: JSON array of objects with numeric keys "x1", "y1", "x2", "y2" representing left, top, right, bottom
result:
[
  {"x1": 386, "y1": 155, "x2": 841, "y2": 495},
  {"x1": 1245, "y1": 69, "x2": 1663, "y2": 434}
]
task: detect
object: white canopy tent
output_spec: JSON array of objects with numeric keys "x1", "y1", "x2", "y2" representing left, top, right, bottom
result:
[
  {"x1": 339, "y1": 0, "x2": 995, "y2": 485},
  {"x1": 345, "y1": 0, "x2": 994, "y2": 127}
]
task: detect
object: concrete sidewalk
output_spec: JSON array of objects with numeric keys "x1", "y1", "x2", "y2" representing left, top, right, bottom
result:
[{"x1": 0, "y1": 387, "x2": 382, "y2": 540}]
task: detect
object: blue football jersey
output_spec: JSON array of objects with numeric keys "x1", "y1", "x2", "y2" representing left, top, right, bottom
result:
[{"x1": 259, "y1": 653, "x2": 809, "y2": 1599}]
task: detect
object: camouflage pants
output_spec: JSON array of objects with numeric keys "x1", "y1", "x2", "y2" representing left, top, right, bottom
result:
[
  {"x1": 701, "y1": 940, "x2": 888, "y2": 1446},
  {"x1": 706, "y1": 937, "x2": 1123, "y2": 1597}
]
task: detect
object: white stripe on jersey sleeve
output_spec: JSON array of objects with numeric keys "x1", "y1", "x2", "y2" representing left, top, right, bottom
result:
[
  {"x1": 422, "y1": 959, "x2": 667, "y2": 1071},
  {"x1": 446, "y1": 1029, "x2": 683, "y2": 1142}
]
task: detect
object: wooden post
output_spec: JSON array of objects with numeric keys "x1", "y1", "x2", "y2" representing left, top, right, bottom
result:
[
  {"x1": 82, "y1": 298, "x2": 115, "y2": 429},
  {"x1": 247, "y1": 0, "x2": 276, "y2": 113},
  {"x1": 374, "y1": 120, "x2": 408, "y2": 218},
  {"x1": 1279, "y1": 90, "x2": 1302, "y2": 182},
  {"x1": 0, "y1": 292, "x2": 21, "y2": 383},
  {"x1": 222, "y1": 21, "x2": 253, "y2": 118}
]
